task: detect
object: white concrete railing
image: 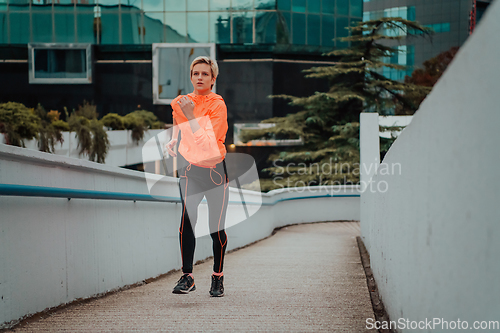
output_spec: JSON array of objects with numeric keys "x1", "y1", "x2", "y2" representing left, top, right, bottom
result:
[
  {"x1": 0, "y1": 143, "x2": 359, "y2": 328},
  {"x1": 0, "y1": 129, "x2": 167, "y2": 167},
  {"x1": 360, "y1": 1, "x2": 500, "y2": 331}
]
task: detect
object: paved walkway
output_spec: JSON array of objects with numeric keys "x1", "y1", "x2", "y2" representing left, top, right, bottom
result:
[{"x1": 7, "y1": 222, "x2": 375, "y2": 332}]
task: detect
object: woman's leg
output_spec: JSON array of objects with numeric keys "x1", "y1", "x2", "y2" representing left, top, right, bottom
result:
[
  {"x1": 179, "y1": 168, "x2": 204, "y2": 274},
  {"x1": 206, "y1": 163, "x2": 229, "y2": 274}
]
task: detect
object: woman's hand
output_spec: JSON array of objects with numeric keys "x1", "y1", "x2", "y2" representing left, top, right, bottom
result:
[
  {"x1": 165, "y1": 139, "x2": 178, "y2": 157},
  {"x1": 177, "y1": 96, "x2": 195, "y2": 119}
]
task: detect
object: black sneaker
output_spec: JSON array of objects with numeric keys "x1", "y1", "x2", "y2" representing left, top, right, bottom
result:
[
  {"x1": 172, "y1": 274, "x2": 196, "y2": 294},
  {"x1": 209, "y1": 274, "x2": 224, "y2": 297}
]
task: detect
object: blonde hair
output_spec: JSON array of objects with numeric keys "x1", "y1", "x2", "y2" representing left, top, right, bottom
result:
[{"x1": 190, "y1": 56, "x2": 219, "y2": 79}]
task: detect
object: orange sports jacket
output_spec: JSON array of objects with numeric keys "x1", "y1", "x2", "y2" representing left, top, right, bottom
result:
[{"x1": 171, "y1": 92, "x2": 228, "y2": 168}]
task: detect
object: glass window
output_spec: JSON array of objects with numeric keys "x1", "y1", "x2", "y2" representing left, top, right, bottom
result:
[
  {"x1": 32, "y1": 12, "x2": 54, "y2": 43},
  {"x1": 337, "y1": 0, "x2": 348, "y2": 16},
  {"x1": 188, "y1": 12, "x2": 209, "y2": 43},
  {"x1": 292, "y1": 0, "x2": 305, "y2": 12},
  {"x1": 350, "y1": 0, "x2": 362, "y2": 17},
  {"x1": 255, "y1": 0, "x2": 275, "y2": 10},
  {"x1": 29, "y1": 44, "x2": 92, "y2": 84},
  {"x1": 255, "y1": 10, "x2": 277, "y2": 43},
  {"x1": 188, "y1": 0, "x2": 208, "y2": 12},
  {"x1": 55, "y1": 10, "x2": 76, "y2": 43},
  {"x1": 292, "y1": 12, "x2": 305, "y2": 44},
  {"x1": 408, "y1": 6, "x2": 415, "y2": 21},
  {"x1": 165, "y1": 12, "x2": 187, "y2": 41},
  {"x1": 277, "y1": 11, "x2": 291, "y2": 44},
  {"x1": 165, "y1": 0, "x2": 185, "y2": 11},
  {"x1": 144, "y1": 12, "x2": 165, "y2": 43},
  {"x1": 120, "y1": 7, "x2": 141, "y2": 44},
  {"x1": 121, "y1": 0, "x2": 140, "y2": 9},
  {"x1": 99, "y1": 9, "x2": 119, "y2": 44},
  {"x1": 232, "y1": 0, "x2": 253, "y2": 10},
  {"x1": 210, "y1": 11, "x2": 230, "y2": 43},
  {"x1": 336, "y1": 16, "x2": 348, "y2": 48},
  {"x1": 34, "y1": 49, "x2": 86, "y2": 78},
  {"x1": 0, "y1": 12, "x2": 7, "y2": 43},
  {"x1": 307, "y1": 0, "x2": 320, "y2": 13},
  {"x1": 307, "y1": 14, "x2": 319, "y2": 45},
  {"x1": 76, "y1": 11, "x2": 95, "y2": 43},
  {"x1": 143, "y1": 0, "x2": 164, "y2": 11},
  {"x1": 232, "y1": 11, "x2": 253, "y2": 43},
  {"x1": 210, "y1": 0, "x2": 230, "y2": 11},
  {"x1": 9, "y1": 11, "x2": 30, "y2": 44},
  {"x1": 277, "y1": 0, "x2": 291, "y2": 11},
  {"x1": 322, "y1": 0, "x2": 333, "y2": 14},
  {"x1": 97, "y1": 0, "x2": 120, "y2": 6},
  {"x1": 321, "y1": 15, "x2": 334, "y2": 46}
]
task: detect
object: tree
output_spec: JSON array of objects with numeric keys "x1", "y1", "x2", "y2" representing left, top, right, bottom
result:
[
  {"x1": 241, "y1": 18, "x2": 432, "y2": 192},
  {"x1": 396, "y1": 46, "x2": 459, "y2": 114}
]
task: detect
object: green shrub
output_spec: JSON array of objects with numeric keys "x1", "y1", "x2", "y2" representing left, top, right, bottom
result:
[
  {"x1": 102, "y1": 113, "x2": 125, "y2": 130},
  {"x1": 0, "y1": 102, "x2": 40, "y2": 147}
]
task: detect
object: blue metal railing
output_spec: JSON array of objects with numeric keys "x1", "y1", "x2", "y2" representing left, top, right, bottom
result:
[{"x1": 0, "y1": 183, "x2": 360, "y2": 206}]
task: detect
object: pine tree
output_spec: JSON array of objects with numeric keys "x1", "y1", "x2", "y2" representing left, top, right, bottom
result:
[{"x1": 241, "y1": 18, "x2": 432, "y2": 192}]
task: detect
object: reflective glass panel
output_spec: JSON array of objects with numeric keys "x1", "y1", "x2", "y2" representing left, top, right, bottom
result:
[
  {"x1": 277, "y1": 11, "x2": 291, "y2": 44},
  {"x1": 34, "y1": 49, "x2": 87, "y2": 79},
  {"x1": 336, "y1": 16, "x2": 348, "y2": 47},
  {"x1": 255, "y1": 10, "x2": 276, "y2": 43},
  {"x1": 232, "y1": 11, "x2": 253, "y2": 43},
  {"x1": 165, "y1": 0, "x2": 185, "y2": 11},
  {"x1": 121, "y1": 0, "x2": 140, "y2": 9},
  {"x1": 350, "y1": 0, "x2": 362, "y2": 17},
  {"x1": 210, "y1": 0, "x2": 230, "y2": 11},
  {"x1": 188, "y1": 0, "x2": 208, "y2": 11},
  {"x1": 322, "y1": 0, "x2": 333, "y2": 14},
  {"x1": 165, "y1": 12, "x2": 187, "y2": 42},
  {"x1": 292, "y1": 12, "x2": 305, "y2": 44},
  {"x1": 232, "y1": 0, "x2": 253, "y2": 10},
  {"x1": 307, "y1": 14, "x2": 319, "y2": 45},
  {"x1": 292, "y1": 0, "x2": 305, "y2": 12},
  {"x1": 99, "y1": 9, "x2": 119, "y2": 44},
  {"x1": 187, "y1": 12, "x2": 209, "y2": 42},
  {"x1": 307, "y1": 0, "x2": 320, "y2": 13},
  {"x1": 120, "y1": 7, "x2": 141, "y2": 44},
  {"x1": 255, "y1": 0, "x2": 275, "y2": 10},
  {"x1": 33, "y1": 12, "x2": 54, "y2": 42},
  {"x1": 9, "y1": 11, "x2": 30, "y2": 43},
  {"x1": 55, "y1": 9, "x2": 76, "y2": 43},
  {"x1": 76, "y1": 11, "x2": 95, "y2": 43},
  {"x1": 210, "y1": 11, "x2": 230, "y2": 43},
  {"x1": 143, "y1": 12, "x2": 165, "y2": 43},
  {"x1": 143, "y1": 0, "x2": 164, "y2": 11},
  {"x1": 98, "y1": 0, "x2": 120, "y2": 6},
  {"x1": 277, "y1": 0, "x2": 290, "y2": 11},
  {"x1": 321, "y1": 14, "x2": 334, "y2": 46},
  {"x1": 337, "y1": 0, "x2": 348, "y2": 16},
  {"x1": 0, "y1": 12, "x2": 7, "y2": 43}
]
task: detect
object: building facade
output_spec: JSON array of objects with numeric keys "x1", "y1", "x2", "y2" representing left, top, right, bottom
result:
[
  {"x1": 0, "y1": 0, "x2": 364, "y2": 144},
  {"x1": 363, "y1": 0, "x2": 493, "y2": 81}
]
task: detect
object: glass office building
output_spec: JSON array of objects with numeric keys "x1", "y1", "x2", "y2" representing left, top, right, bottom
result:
[
  {"x1": 0, "y1": 0, "x2": 363, "y2": 48},
  {"x1": 0, "y1": 0, "x2": 363, "y2": 143},
  {"x1": 363, "y1": 0, "x2": 492, "y2": 81}
]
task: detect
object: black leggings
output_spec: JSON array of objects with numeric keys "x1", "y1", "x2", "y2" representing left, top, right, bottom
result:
[{"x1": 178, "y1": 159, "x2": 229, "y2": 274}]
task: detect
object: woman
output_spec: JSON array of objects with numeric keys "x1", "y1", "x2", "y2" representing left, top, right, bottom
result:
[{"x1": 166, "y1": 56, "x2": 229, "y2": 297}]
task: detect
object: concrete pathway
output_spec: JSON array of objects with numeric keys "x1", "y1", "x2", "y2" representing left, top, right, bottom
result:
[{"x1": 7, "y1": 222, "x2": 375, "y2": 332}]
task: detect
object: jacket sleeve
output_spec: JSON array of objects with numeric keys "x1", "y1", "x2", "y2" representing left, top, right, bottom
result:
[{"x1": 192, "y1": 101, "x2": 228, "y2": 152}]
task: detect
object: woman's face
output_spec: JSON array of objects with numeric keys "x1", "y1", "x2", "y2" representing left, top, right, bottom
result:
[{"x1": 191, "y1": 63, "x2": 216, "y2": 95}]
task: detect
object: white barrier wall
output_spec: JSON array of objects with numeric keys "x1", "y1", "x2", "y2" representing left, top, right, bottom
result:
[
  {"x1": 0, "y1": 143, "x2": 359, "y2": 328},
  {"x1": 0, "y1": 129, "x2": 167, "y2": 167},
  {"x1": 360, "y1": 2, "x2": 500, "y2": 331}
]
